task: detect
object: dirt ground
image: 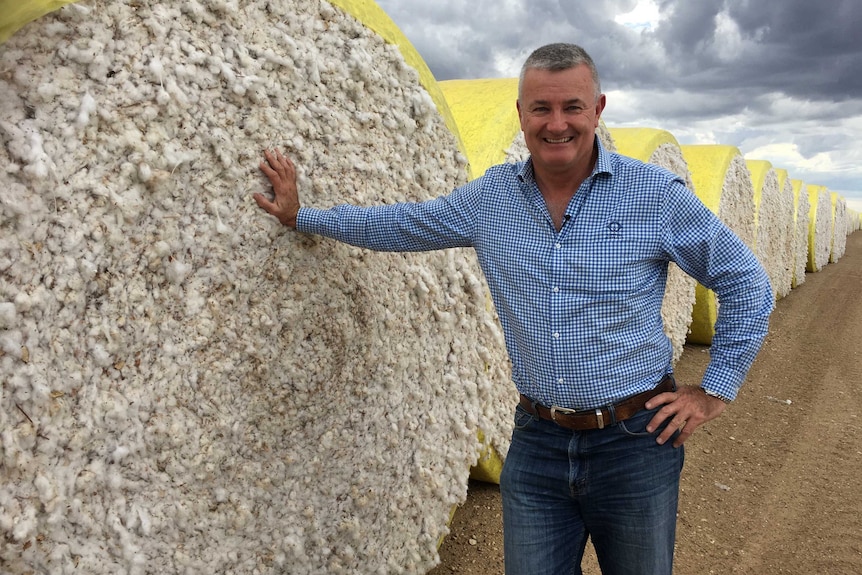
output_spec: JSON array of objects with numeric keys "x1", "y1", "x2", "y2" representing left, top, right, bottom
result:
[{"x1": 429, "y1": 230, "x2": 862, "y2": 575}]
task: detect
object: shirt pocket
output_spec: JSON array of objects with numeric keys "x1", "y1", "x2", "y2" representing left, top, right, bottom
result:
[{"x1": 566, "y1": 231, "x2": 662, "y2": 296}]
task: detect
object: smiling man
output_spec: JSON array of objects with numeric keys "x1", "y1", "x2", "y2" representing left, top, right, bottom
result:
[
  {"x1": 254, "y1": 43, "x2": 773, "y2": 575},
  {"x1": 516, "y1": 55, "x2": 605, "y2": 230}
]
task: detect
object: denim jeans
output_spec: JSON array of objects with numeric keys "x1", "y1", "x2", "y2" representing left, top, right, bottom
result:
[{"x1": 500, "y1": 403, "x2": 685, "y2": 575}]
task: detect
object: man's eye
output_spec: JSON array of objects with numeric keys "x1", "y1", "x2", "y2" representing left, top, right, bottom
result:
[{"x1": 567, "y1": 106, "x2": 585, "y2": 113}]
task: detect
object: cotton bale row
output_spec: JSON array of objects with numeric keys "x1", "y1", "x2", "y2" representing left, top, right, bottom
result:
[
  {"x1": 436, "y1": 77, "x2": 617, "y2": 484},
  {"x1": 789, "y1": 179, "x2": 811, "y2": 288},
  {"x1": 0, "y1": 1, "x2": 507, "y2": 573},
  {"x1": 806, "y1": 185, "x2": 833, "y2": 272},
  {"x1": 607, "y1": 127, "x2": 697, "y2": 362},
  {"x1": 745, "y1": 160, "x2": 794, "y2": 299},
  {"x1": 678, "y1": 145, "x2": 756, "y2": 345}
]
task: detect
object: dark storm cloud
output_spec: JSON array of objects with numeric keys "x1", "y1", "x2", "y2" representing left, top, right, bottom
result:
[
  {"x1": 648, "y1": 0, "x2": 862, "y2": 100},
  {"x1": 374, "y1": 0, "x2": 862, "y2": 197},
  {"x1": 378, "y1": 0, "x2": 862, "y2": 102}
]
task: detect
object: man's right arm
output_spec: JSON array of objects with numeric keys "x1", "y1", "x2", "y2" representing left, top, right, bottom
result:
[{"x1": 253, "y1": 149, "x2": 481, "y2": 252}]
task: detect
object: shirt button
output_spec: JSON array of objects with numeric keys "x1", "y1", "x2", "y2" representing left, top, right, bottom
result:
[
  {"x1": 555, "y1": 243, "x2": 562, "y2": 249},
  {"x1": 553, "y1": 332, "x2": 560, "y2": 339},
  {"x1": 552, "y1": 287, "x2": 559, "y2": 293},
  {"x1": 558, "y1": 378, "x2": 565, "y2": 385}
]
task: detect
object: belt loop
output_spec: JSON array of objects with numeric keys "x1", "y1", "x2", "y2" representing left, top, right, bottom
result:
[
  {"x1": 666, "y1": 373, "x2": 677, "y2": 392},
  {"x1": 606, "y1": 404, "x2": 618, "y2": 426}
]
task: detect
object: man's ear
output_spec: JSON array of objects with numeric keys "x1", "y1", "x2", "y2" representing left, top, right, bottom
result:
[{"x1": 594, "y1": 94, "x2": 607, "y2": 125}]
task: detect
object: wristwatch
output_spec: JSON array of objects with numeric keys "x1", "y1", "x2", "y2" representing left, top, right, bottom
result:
[{"x1": 702, "y1": 389, "x2": 731, "y2": 404}]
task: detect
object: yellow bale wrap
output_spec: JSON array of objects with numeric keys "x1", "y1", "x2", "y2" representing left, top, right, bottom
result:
[
  {"x1": 439, "y1": 78, "x2": 520, "y2": 179},
  {"x1": 0, "y1": 0, "x2": 78, "y2": 43},
  {"x1": 608, "y1": 127, "x2": 679, "y2": 163}
]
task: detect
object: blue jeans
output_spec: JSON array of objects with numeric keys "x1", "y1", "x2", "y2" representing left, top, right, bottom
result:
[{"x1": 500, "y1": 403, "x2": 684, "y2": 575}]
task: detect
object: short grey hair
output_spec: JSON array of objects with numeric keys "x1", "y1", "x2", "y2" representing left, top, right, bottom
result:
[{"x1": 518, "y1": 43, "x2": 602, "y2": 102}]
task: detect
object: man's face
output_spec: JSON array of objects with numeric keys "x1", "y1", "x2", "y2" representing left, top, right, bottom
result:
[{"x1": 517, "y1": 64, "x2": 605, "y2": 178}]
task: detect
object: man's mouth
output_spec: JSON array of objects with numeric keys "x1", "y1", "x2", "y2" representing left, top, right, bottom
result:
[{"x1": 544, "y1": 137, "x2": 573, "y2": 144}]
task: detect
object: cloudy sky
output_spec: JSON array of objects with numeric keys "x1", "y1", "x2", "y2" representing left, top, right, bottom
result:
[{"x1": 376, "y1": 0, "x2": 862, "y2": 211}]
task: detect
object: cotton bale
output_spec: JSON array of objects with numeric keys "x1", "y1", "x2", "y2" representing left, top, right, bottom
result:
[
  {"x1": 0, "y1": 1, "x2": 509, "y2": 573},
  {"x1": 745, "y1": 160, "x2": 793, "y2": 299},
  {"x1": 829, "y1": 192, "x2": 848, "y2": 263},
  {"x1": 788, "y1": 178, "x2": 810, "y2": 288},
  {"x1": 679, "y1": 145, "x2": 756, "y2": 345},
  {"x1": 806, "y1": 184, "x2": 833, "y2": 272},
  {"x1": 434, "y1": 77, "x2": 522, "y2": 484},
  {"x1": 607, "y1": 127, "x2": 697, "y2": 362}
]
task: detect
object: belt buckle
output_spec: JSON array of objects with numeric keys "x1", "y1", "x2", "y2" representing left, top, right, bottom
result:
[{"x1": 549, "y1": 405, "x2": 604, "y2": 429}]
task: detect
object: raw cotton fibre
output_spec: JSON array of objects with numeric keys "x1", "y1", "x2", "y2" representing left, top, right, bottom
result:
[
  {"x1": 0, "y1": 1, "x2": 512, "y2": 573},
  {"x1": 829, "y1": 192, "x2": 848, "y2": 263},
  {"x1": 607, "y1": 127, "x2": 697, "y2": 363},
  {"x1": 746, "y1": 160, "x2": 794, "y2": 299},
  {"x1": 680, "y1": 145, "x2": 756, "y2": 345},
  {"x1": 789, "y1": 179, "x2": 810, "y2": 288},
  {"x1": 806, "y1": 185, "x2": 833, "y2": 272}
]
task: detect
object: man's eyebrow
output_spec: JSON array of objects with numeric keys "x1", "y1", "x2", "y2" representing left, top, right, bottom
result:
[{"x1": 528, "y1": 98, "x2": 587, "y2": 106}]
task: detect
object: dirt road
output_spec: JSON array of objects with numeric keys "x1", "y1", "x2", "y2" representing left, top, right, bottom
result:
[{"x1": 430, "y1": 230, "x2": 862, "y2": 575}]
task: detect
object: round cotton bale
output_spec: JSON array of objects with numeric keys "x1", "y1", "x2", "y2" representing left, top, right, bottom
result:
[
  {"x1": 679, "y1": 145, "x2": 756, "y2": 345},
  {"x1": 437, "y1": 77, "x2": 616, "y2": 484},
  {"x1": 806, "y1": 184, "x2": 833, "y2": 272},
  {"x1": 435, "y1": 77, "x2": 521, "y2": 484},
  {"x1": 788, "y1": 178, "x2": 810, "y2": 288},
  {"x1": 745, "y1": 160, "x2": 794, "y2": 299},
  {"x1": 0, "y1": 1, "x2": 505, "y2": 573},
  {"x1": 607, "y1": 127, "x2": 697, "y2": 363},
  {"x1": 829, "y1": 192, "x2": 848, "y2": 263}
]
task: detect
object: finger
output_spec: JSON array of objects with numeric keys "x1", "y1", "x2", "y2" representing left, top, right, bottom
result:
[
  {"x1": 655, "y1": 417, "x2": 687, "y2": 446},
  {"x1": 260, "y1": 160, "x2": 277, "y2": 177},
  {"x1": 672, "y1": 426, "x2": 693, "y2": 448},
  {"x1": 253, "y1": 192, "x2": 275, "y2": 213},
  {"x1": 644, "y1": 391, "x2": 676, "y2": 411}
]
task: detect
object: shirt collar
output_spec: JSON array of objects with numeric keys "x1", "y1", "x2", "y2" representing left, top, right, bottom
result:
[{"x1": 517, "y1": 135, "x2": 613, "y2": 183}]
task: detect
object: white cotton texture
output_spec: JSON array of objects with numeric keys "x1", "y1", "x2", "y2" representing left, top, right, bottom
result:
[{"x1": 0, "y1": 2, "x2": 506, "y2": 573}]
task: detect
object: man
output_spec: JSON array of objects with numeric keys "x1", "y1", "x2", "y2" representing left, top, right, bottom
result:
[{"x1": 254, "y1": 43, "x2": 773, "y2": 575}]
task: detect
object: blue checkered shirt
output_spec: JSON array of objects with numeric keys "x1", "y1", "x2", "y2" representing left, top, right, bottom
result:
[{"x1": 297, "y1": 140, "x2": 773, "y2": 409}]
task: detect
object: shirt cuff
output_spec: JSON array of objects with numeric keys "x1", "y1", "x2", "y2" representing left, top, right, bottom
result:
[
  {"x1": 701, "y1": 362, "x2": 745, "y2": 402},
  {"x1": 296, "y1": 206, "x2": 323, "y2": 234}
]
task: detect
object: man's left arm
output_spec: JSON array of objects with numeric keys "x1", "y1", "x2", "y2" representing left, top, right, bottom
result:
[{"x1": 646, "y1": 181, "x2": 774, "y2": 447}]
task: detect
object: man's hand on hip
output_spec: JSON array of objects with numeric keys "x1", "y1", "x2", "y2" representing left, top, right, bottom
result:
[{"x1": 644, "y1": 385, "x2": 727, "y2": 448}]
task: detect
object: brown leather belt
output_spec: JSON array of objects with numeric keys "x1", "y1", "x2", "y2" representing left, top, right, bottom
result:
[{"x1": 519, "y1": 375, "x2": 675, "y2": 431}]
